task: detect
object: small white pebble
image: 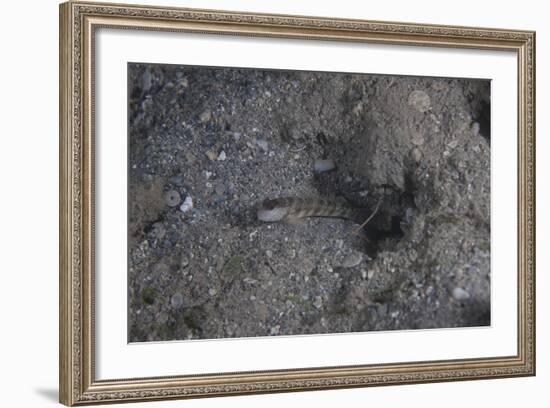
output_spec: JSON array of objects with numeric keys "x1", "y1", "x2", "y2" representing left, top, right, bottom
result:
[
  {"x1": 208, "y1": 288, "x2": 218, "y2": 296},
  {"x1": 179, "y1": 195, "x2": 193, "y2": 213},
  {"x1": 411, "y1": 147, "x2": 422, "y2": 163},
  {"x1": 452, "y1": 287, "x2": 470, "y2": 301},
  {"x1": 313, "y1": 159, "x2": 336, "y2": 173},
  {"x1": 217, "y1": 150, "x2": 227, "y2": 161},
  {"x1": 255, "y1": 139, "x2": 269, "y2": 151}
]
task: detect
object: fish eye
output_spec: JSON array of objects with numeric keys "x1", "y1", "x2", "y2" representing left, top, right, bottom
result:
[{"x1": 262, "y1": 199, "x2": 276, "y2": 210}]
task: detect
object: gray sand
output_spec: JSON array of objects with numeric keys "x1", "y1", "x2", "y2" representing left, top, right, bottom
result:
[{"x1": 127, "y1": 63, "x2": 490, "y2": 342}]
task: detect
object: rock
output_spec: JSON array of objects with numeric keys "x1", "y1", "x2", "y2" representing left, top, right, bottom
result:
[
  {"x1": 408, "y1": 90, "x2": 431, "y2": 113},
  {"x1": 179, "y1": 195, "x2": 193, "y2": 213},
  {"x1": 199, "y1": 110, "x2": 212, "y2": 122},
  {"x1": 205, "y1": 150, "x2": 218, "y2": 161},
  {"x1": 367, "y1": 269, "x2": 375, "y2": 280},
  {"x1": 313, "y1": 296, "x2": 323, "y2": 309},
  {"x1": 448, "y1": 139, "x2": 459, "y2": 149},
  {"x1": 411, "y1": 130, "x2": 425, "y2": 146},
  {"x1": 452, "y1": 287, "x2": 470, "y2": 301},
  {"x1": 152, "y1": 262, "x2": 169, "y2": 276},
  {"x1": 180, "y1": 256, "x2": 189, "y2": 269},
  {"x1": 265, "y1": 250, "x2": 273, "y2": 258},
  {"x1": 255, "y1": 139, "x2": 269, "y2": 151},
  {"x1": 151, "y1": 222, "x2": 166, "y2": 239},
  {"x1": 290, "y1": 128, "x2": 301, "y2": 140},
  {"x1": 243, "y1": 277, "x2": 258, "y2": 285},
  {"x1": 270, "y1": 325, "x2": 280, "y2": 335},
  {"x1": 208, "y1": 288, "x2": 218, "y2": 296},
  {"x1": 170, "y1": 293, "x2": 184, "y2": 308},
  {"x1": 169, "y1": 175, "x2": 184, "y2": 186},
  {"x1": 164, "y1": 190, "x2": 181, "y2": 207},
  {"x1": 217, "y1": 150, "x2": 227, "y2": 161},
  {"x1": 142, "y1": 69, "x2": 152, "y2": 92},
  {"x1": 341, "y1": 251, "x2": 363, "y2": 268},
  {"x1": 215, "y1": 182, "x2": 226, "y2": 196},
  {"x1": 313, "y1": 159, "x2": 336, "y2": 172}
]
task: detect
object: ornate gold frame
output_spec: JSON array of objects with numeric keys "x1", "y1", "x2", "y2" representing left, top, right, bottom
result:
[{"x1": 59, "y1": 1, "x2": 536, "y2": 405}]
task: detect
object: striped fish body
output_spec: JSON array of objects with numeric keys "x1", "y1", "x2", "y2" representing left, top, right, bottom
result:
[{"x1": 257, "y1": 197, "x2": 360, "y2": 223}]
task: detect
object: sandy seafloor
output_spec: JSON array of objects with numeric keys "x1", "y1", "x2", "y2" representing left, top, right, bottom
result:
[{"x1": 127, "y1": 63, "x2": 491, "y2": 342}]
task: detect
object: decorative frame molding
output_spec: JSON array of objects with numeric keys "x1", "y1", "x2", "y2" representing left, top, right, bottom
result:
[{"x1": 59, "y1": 1, "x2": 535, "y2": 405}]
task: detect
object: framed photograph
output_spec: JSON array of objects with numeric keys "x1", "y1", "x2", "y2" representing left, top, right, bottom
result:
[{"x1": 59, "y1": 1, "x2": 536, "y2": 405}]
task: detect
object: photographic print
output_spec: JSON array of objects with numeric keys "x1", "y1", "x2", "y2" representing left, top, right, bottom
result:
[
  {"x1": 127, "y1": 63, "x2": 491, "y2": 342},
  {"x1": 60, "y1": 2, "x2": 535, "y2": 404}
]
